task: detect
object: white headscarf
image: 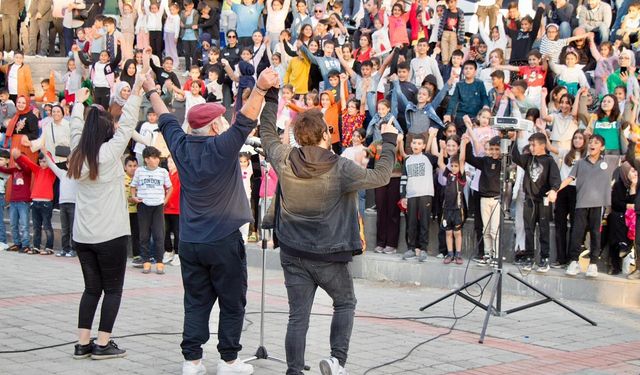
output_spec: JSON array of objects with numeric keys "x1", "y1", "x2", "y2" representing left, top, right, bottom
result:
[{"x1": 111, "y1": 81, "x2": 131, "y2": 107}]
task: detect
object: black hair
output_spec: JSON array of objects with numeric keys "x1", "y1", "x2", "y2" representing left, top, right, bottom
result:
[
  {"x1": 143, "y1": 146, "x2": 161, "y2": 159},
  {"x1": 528, "y1": 132, "x2": 547, "y2": 144},
  {"x1": 463, "y1": 60, "x2": 477, "y2": 69},
  {"x1": 488, "y1": 136, "x2": 500, "y2": 147},
  {"x1": 328, "y1": 70, "x2": 341, "y2": 78},
  {"x1": 124, "y1": 155, "x2": 138, "y2": 165},
  {"x1": 68, "y1": 106, "x2": 115, "y2": 180},
  {"x1": 590, "y1": 134, "x2": 606, "y2": 147},
  {"x1": 397, "y1": 61, "x2": 410, "y2": 71},
  {"x1": 0, "y1": 149, "x2": 10, "y2": 159}
]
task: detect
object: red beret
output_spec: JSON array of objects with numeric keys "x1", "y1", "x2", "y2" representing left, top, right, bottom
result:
[{"x1": 187, "y1": 103, "x2": 226, "y2": 129}]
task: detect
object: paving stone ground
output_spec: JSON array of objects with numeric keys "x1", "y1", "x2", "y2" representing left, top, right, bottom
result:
[{"x1": 1, "y1": 247, "x2": 639, "y2": 375}]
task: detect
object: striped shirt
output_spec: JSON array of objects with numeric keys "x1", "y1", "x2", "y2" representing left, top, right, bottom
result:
[
  {"x1": 131, "y1": 166, "x2": 172, "y2": 206},
  {"x1": 539, "y1": 36, "x2": 569, "y2": 64}
]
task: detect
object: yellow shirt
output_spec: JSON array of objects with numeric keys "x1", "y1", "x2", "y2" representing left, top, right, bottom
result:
[
  {"x1": 284, "y1": 55, "x2": 311, "y2": 95},
  {"x1": 125, "y1": 174, "x2": 137, "y2": 213}
]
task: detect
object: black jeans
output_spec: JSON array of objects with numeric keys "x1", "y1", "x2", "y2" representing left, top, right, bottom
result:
[
  {"x1": 180, "y1": 230, "x2": 247, "y2": 361},
  {"x1": 182, "y1": 40, "x2": 197, "y2": 70},
  {"x1": 406, "y1": 195, "x2": 432, "y2": 251},
  {"x1": 93, "y1": 87, "x2": 111, "y2": 109},
  {"x1": 138, "y1": 203, "x2": 165, "y2": 262},
  {"x1": 523, "y1": 198, "x2": 552, "y2": 259},
  {"x1": 164, "y1": 214, "x2": 179, "y2": 253},
  {"x1": 129, "y1": 212, "x2": 140, "y2": 257},
  {"x1": 280, "y1": 251, "x2": 356, "y2": 375},
  {"x1": 554, "y1": 186, "x2": 576, "y2": 265},
  {"x1": 374, "y1": 177, "x2": 401, "y2": 248},
  {"x1": 32, "y1": 201, "x2": 54, "y2": 249},
  {"x1": 75, "y1": 236, "x2": 128, "y2": 332},
  {"x1": 59, "y1": 203, "x2": 75, "y2": 251},
  {"x1": 607, "y1": 211, "x2": 628, "y2": 273},
  {"x1": 468, "y1": 189, "x2": 484, "y2": 257},
  {"x1": 570, "y1": 207, "x2": 603, "y2": 262}
]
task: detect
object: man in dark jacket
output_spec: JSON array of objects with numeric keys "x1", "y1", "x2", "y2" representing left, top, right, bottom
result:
[
  {"x1": 260, "y1": 79, "x2": 399, "y2": 375},
  {"x1": 146, "y1": 67, "x2": 280, "y2": 375}
]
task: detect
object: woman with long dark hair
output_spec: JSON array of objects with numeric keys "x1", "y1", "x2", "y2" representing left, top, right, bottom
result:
[{"x1": 67, "y1": 74, "x2": 142, "y2": 360}]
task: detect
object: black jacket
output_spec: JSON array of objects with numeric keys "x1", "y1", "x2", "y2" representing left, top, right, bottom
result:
[
  {"x1": 464, "y1": 143, "x2": 501, "y2": 198},
  {"x1": 511, "y1": 145, "x2": 561, "y2": 201}
]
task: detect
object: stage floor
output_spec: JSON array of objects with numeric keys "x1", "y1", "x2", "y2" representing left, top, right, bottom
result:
[{"x1": 1, "y1": 249, "x2": 639, "y2": 374}]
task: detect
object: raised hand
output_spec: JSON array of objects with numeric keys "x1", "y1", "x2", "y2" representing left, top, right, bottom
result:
[
  {"x1": 256, "y1": 67, "x2": 280, "y2": 89},
  {"x1": 381, "y1": 118, "x2": 399, "y2": 135},
  {"x1": 142, "y1": 71, "x2": 157, "y2": 93},
  {"x1": 75, "y1": 87, "x2": 90, "y2": 103}
]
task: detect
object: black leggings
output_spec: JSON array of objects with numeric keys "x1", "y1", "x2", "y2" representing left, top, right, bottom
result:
[
  {"x1": 75, "y1": 236, "x2": 128, "y2": 333},
  {"x1": 149, "y1": 30, "x2": 163, "y2": 57},
  {"x1": 93, "y1": 87, "x2": 111, "y2": 109},
  {"x1": 164, "y1": 214, "x2": 180, "y2": 253}
]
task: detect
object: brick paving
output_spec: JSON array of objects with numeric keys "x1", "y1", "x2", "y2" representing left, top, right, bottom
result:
[{"x1": 1, "y1": 247, "x2": 639, "y2": 375}]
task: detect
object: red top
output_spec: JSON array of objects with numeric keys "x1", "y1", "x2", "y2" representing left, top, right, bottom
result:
[
  {"x1": 0, "y1": 155, "x2": 33, "y2": 202},
  {"x1": 22, "y1": 156, "x2": 56, "y2": 201},
  {"x1": 354, "y1": 47, "x2": 372, "y2": 63},
  {"x1": 518, "y1": 66, "x2": 547, "y2": 88},
  {"x1": 164, "y1": 170, "x2": 181, "y2": 215},
  {"x1": 183, "y1": 78, "x2": 207, "y2": 95}
]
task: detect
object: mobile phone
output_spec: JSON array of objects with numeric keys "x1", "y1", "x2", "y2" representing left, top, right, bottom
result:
[{"x1": 621, "y1": 67, "x2": 628, "y2": 74}]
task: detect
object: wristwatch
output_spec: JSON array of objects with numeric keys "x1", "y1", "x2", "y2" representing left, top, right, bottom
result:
[
  {"x1": 145, "y1": 89, "x2": 160, "y2": 101},
  {"x1": 254, "y1": 86, "x2": 268, "y2": 96}
]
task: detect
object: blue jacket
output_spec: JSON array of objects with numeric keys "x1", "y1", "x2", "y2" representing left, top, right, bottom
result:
[
  {"x1": 392, "y1": 80, "x2": 449, "y2": 131},
  {"x1": 300, "y1": 44, "x2": 342, "y2": 87},
  {"x1": 158, "y1": 112, "x2": 256, "y2": 243},
  {"x1": 446, "y1": 79, "x2": 490, "y2": 118}
]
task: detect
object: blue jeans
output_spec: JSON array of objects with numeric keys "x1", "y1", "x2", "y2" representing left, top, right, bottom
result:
[
  {"x1": 0, "y1": 194, "x2": 6, "y2": 243},
  {"x1": 358, "y1": 190, "x2": 366, "y2": 219},
  {"x1": 9, "y1": 202, "x2": 30, "y2": 248},
  {"x1": 559, "y1": 21, "x2": 572, "y2": 39},
  {"x1": 280, "y1": 251, "x2": 357, "y2": 375},
  {"x1": 32, "y1": 201, "x2": 54, "y2": 249}
]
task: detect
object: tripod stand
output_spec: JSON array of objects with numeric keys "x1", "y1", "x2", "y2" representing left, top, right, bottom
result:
[
  {"x1": 420, "y1": 134, "x2": 597, "y2": 343},
  {"x1": 243, "y1": 159, "x2": 286, "y2": 366}
]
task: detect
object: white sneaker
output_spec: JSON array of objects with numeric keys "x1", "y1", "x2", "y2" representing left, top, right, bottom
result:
[
  {"x1": 565, "y1": 261, "x2": 580, "y2": 276},
  {"x1": 162, "y1": 251, "x2": 175, "y2": 264},
  {"x1": 585, "y1": 263, "x2": 598, "y2": 278},
  {"x1": 183, "y1": 360, "x2": 206, "y2": 375},
  {"x1": 217, "y1": 359, "x2": 253, "y2": 375},
  {"x1": 182, "y1": 71, "x2": 190, "y2": 77},
  {"x1": 0, "y1": 242, "x2": 9, "y2": 250},
  {"x1": 319, "y1": 357, "x2": 347, "y2": 375},
  {"x1": 171, "y1": 255, "x2": 181, "y2": 266}
]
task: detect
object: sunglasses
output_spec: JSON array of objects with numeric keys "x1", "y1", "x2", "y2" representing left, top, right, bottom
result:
[
  {"x1": 315, "y1": 9, "x2": 323, "y2": 13},
  {"x1": 227, "y1": 35, "x2": 237, "y2": 39}
]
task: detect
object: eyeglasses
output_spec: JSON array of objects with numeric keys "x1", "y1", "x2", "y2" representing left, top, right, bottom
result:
[
  {"x1": 315, "y1": 9, "x2": 323, "y2": 13},
  {"x1": 227, "y1": 35, "x2": 237, "y2": 39}
]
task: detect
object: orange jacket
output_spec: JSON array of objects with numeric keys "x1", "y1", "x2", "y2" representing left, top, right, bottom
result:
[
  {"x1": 320, "y1": 89, "x2": 341, "y2": 144},
  {"x1": 35, "y1": 71, "x2": 57, "y2": 104},
  {"x1": 0, "y1": 63, "x2": 35, "y2": 97}
]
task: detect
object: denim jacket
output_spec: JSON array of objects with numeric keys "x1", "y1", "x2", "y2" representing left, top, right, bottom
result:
[{"x1": 392, "y1": 80, "x2": 449, "y2": 132}]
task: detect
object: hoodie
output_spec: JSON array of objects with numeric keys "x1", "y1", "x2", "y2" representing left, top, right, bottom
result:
[
  {"x1": 511, "y1": 146, "x2": 561, "y2": 202},
  {"x1": 259, "y1": 87, "x2": 397, "y2": 258}
]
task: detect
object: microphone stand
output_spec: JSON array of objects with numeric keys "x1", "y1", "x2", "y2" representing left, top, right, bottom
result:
[
  {"x1": 420, "y1": 130, "x2": 597, "y2": 343},
  {"x1": 243, "y1": 155, "x2": 287, "y2": 367}
]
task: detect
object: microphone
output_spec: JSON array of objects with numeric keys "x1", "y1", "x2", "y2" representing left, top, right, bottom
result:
[{"x1": 245, "y1": 136, "x2": 262, "y2": 148}]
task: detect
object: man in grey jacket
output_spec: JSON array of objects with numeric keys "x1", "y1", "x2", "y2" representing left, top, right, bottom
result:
[
  {"x1": 260, "y1": 85, "x2": 399, "y2": 375},
  {"x1": 27, "y1": 0, "x2": 53, "y2": 56},
  {"x1": 578, "y1": 0, "x2": 612, "y2": 42}
]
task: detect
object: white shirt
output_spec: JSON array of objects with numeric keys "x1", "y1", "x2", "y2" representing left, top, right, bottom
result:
[
  {"x1": 131, "y1": 166, "x2": 172, "y2": 207},
  {"x1": 182, "y1": 92, "x2": 206, "y2": 132},
  {"x1": 164, "y1": 13, "x2": 181, "y2": 35},
  {"x1": 134, "y1": 122, "x2": 159, "y2": 154},
  {"x1": 8, "y1": 64, "x2": 20, "y2": 95},
  {"x1": 93, "y1": 62, "x2": 109, "y2": 88}
]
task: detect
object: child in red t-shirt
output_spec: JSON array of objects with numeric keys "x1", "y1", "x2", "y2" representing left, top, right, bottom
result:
[
  {"x1": 24, "y1": 152, "x2": 57, "y2": 254},
  {"x1": 163, "y1": 155, "x2": 181, "y2": 266},
  {"x1": 0, "y1": 149, "x2": 35, "y2": 253},
  {"x1": 497, "y1": 50, "x2": 547, "y2": 107}
]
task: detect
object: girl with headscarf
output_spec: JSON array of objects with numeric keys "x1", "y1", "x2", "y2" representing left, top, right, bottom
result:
[
  {"x1": 607, "y1": 49, "x2": 638, "y2": 96},
  {"x1": 109, "y1": 81, "x2": 132, "y2": 120},
  {"x1": 608, "y1": 162, "x2": 637, "y2": 275},
  {"x1": 119, "y1": 59, "x2": 137, "y2": 88}
]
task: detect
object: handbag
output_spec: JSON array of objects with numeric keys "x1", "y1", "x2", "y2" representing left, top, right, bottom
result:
[{"x1": 50, "y1": 124, "x2": 71, "y2": 158}]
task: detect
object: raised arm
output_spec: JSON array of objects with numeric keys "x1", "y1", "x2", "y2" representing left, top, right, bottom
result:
[
  {"x1": 335, "y1": 47, "x2": 357, "y2": 79},
  {"x1": 261, "y1": 86, "x2": 290, "y2": 168},
  {"x1": 540, "y1": 88, "x2": 554, "y2": 122}
]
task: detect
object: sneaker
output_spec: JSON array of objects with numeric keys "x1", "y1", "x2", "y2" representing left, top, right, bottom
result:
[
  {"x1": 521, "y1": 258, "x2": 533, "y2": 272},
  {"x1": 319, "y1": 357, "x2": 344, "y2": 375},
  {"x1": 183, "y1": 359, "x2": 206, "y2": 375},
  {"x1": 73, "y1": 339, "x2": 94, "y2": 359},
  {"x1": 66, "y1": 250, "x2": 77, "y2": 257},
  {"x1": 436, "y1": 253, "x2": 445, "y2": 259},
  {"x1": 156, "y1": 263, "x2": 165, "y2": 275},
  {"x1": 443, "y1": 254, "x2": 453, "y2": 264},
  {"x1": 91, "y1": 340, "x2": 126, "y2": 360},
  {"x1": 383, "y1": 246, "x2": 397, "y2": 254},
  {"x1": 476, "y1": 256, "x2": 488, "y2": 266},
  {"x1": 0, "y1": 242, "x2": 8, "y2": 250},
  {"x1": 373, "y1": 246, "x2": 385, "y2": 253},
  {"x1": 471, "y1": 255, "x2": 483, "y2": 263},
  {"x1": 171, "y1": 255, "x2": 181, "y2": 266},
  {"x1": 402, "y1": 250, "x2": 417, "y2": 260},
  {"x1": 217, "y1": 359, "x2": 253, "y2": 374},
  {"x1": 454, "y1": 256, "x2": 464, "y2": 265},
  {"x1": 162, "y1": 251, "x2": 175, "y2": 264},
  {"x1": 565, "y1": 260, "x2": 581, "y2": 276},
  {"x1": 628, "y1": 270, "x2": 640, "y2": 280},
  {"x1": 132, "y1": 256, "x2": 144, "y2": 268},
  {"x1": 550, "y1": 261, "x2": 565, "y2": 269},
  {"x1": 56, "y1": 249, "x2": 68, "y2": 257},
  {"x1": 489, "y1": 259, "x2": 499, "y2": 268},
  {"x1": 536, "y1": 258, "x2": 550, "y2": 273},
  {"x1": 418, "y1": 251, "x2": 428, "y2": 262},
  {"x1": 142, "y1": 262, "x2": 152, "y2": 274},
  {"x1": 585, "y1": 263, "x2": 598, "y2": 278}
]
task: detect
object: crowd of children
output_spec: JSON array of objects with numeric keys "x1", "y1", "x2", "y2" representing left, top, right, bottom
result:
[{"x1": 0, "y1": 0, "x2": 638, "y2": 281}]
